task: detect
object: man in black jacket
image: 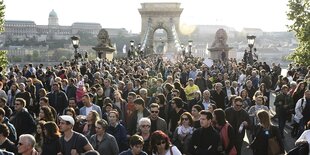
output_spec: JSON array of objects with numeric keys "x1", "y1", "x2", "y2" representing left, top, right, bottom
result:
[{"x1": 48, "y1": 82, "x2": 68, "y2": 115}]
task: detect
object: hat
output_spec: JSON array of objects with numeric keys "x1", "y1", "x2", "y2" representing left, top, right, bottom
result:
[
  {"x1": 188, "y1": 78, "x2": 194, "y2": 81},
  {"x1": 59, "y1": 115, "x2": 75, "y2": 125}
]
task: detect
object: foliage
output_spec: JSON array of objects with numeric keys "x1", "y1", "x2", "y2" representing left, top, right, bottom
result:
[
  {"x1": 287, "y1": 0, "x2": 310, "y2": 66},
  {"x1": 0, "y1": 1, "x2": 8, "y2": 69},
  {"x1": 52, "y1": 48, "x2": 72, "y2": 61}
]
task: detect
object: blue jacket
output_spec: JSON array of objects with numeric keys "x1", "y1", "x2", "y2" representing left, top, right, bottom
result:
[
  {"x1": 2, "y1": 117, "x2": 17, "y2": 143},
  {"x1": 79, "y1": 104, "x2": 102, "y2": 118}
]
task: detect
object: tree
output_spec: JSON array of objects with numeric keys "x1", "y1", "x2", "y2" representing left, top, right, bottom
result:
[
  {"x1": 0, "y1": 1, "x2": 8, "y2": 69},
  {"x1": 287, "y1": 0, "x2": 310, "y2": 66}
]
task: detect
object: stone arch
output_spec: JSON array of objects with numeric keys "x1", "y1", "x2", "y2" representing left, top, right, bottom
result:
[{"x1": 139, "y1": 3, "x2": 183, "y2": 54}]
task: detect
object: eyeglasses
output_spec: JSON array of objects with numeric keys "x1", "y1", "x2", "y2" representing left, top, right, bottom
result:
[
  {"x1": 151, "y1": 111, "x2": 159, "y2": 113},
  {"x1": 141, "y1": 125, "x2": 150, "y2": 128},
  {"x1": 182, "y1": 117, "x2": 189, "y2": 121},
  {"x1": 156, "y1": 141, "x2": 166, "y2": 145}
]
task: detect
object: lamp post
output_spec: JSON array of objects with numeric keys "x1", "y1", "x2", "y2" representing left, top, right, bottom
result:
[
  {"x1": 71, "y1": 36, "x2": 80, "y2": 63},
  {"x1": 247, "y1": 35, "x2": 256, "y2": 65},
  {"x1": 181, "y1": 43, "x2": 185, "y2": 57},
  {"x1": 188, "y1": 40, "x2": 193, "y2": 57},
  {"x1": 128, "y1": 40, "x2": 135, "y2": 59},
  {"x1": 137, "y1": 43, "x2": 143, "y2": 58}
]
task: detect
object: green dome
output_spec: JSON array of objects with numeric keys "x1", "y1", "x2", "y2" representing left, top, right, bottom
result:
[{"x1": 49, "y1": 9, "x2": 58, "y2": 18}]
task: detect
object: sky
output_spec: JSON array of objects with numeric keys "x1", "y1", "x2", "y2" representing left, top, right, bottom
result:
[{"x1": 4, "y1": 0, "x2": 291, "y2": 33}]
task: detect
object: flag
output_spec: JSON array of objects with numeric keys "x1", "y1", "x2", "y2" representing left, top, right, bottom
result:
[{"x1": 114, "y1": 43, "x2": 117, "y2": 54}]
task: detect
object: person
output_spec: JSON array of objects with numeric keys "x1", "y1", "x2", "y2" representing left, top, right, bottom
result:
[
  {"x1": 225, "y1": 96, "x2": 251, "y2": 155},
  {"x1": 149, "y1": 103, "x2": 168, "y2": 134},
  {"x1": 172, "y1": 112, "x2": 194, "y2": 155},
  {"x1": 106, "y1": 110, "x2": 128, "y2": 152},
  {"x1": 213, "y1": 108, "x2": 237, "y2": 155},
  {"x1": 10, "y1": 98, "x2": 36, "y2": 138},
  {"x1": 191, "y1": 104, "x2": 202, "y2": 129},
  {"x1": 250, "y1": 110, "x2": 284, "y2": 155},
  {"x1": 41, "y1": 121, "x2": 61, "y2": 155},
  {"x1": 89, "y1": 119, "x2": 119, "y2": 155},
  {"x1": 189, "y1": 110, "x2": 220, "y2": 155},
  {"x1": 136, "y1": 117, "x2": 152, "y2": 155},
  {"x1": 274, "y1": 85, "x2": 294, "y2": 138},
  {"x1": 169, "y1": 97, "x2": 186, "y2": 134},
  {"x1": 0, "y1": 108, "x2": 16, "y2": 143},
  {"x1": 38, "y1": 106, "x2": 55, "y2": 122},
  {"x1": 0, "y1": 123, "x2": 17, "y2": 154},
  {"x1": 150, "y1": 130, "x2": 182, "y2": 155},
  {"x1": 34, "y1": 120, "x2": 45, "y2": 153},
  {"x1": 80, "y1": 94, "x2": 102, "y2": 118},
  {"x1": 82, "y1": 110, "x2": 100, "y2": 140},
  {"x1": 294, "y1": 121, "x2": 310, "y2": 155},
  {"x1": 47, "y1": 82, "x2": 68, "y2": 115},
  {"x1": 119, "y1": 134, "x2": 148, "y2": 155},
  {"x1": 128, "y1": 98, "x2": 150, "y2": 135},
  {"x1": 248, "y1": 95, "x2": 269, "y2": 126},
  {"x1": 17, "y1": 134, "x2": 39, "y2": 155},
  {"x1": 58, "y1": 115, "x2": 94, "y2": 155},
  {"x1": 294, "y1": 89, "x2": 310, "y2": 137}
]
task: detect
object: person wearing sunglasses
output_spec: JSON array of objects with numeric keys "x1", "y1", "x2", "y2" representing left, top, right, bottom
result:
[
  {"x1": 136, "y1": 117, "x2": 152, "y2": 155},
  {"x1": 150, "y1": 130, "x2": 181, "y2": 155},
  {"x1": 149, "y1": 103, "x2": 168, "y2": 134},
  {"x1": 172, "y1": 112, "x2": 194, "y2": 155}
]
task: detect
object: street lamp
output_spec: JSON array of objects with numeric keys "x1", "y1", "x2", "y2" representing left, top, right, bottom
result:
[
  {"x1": 181, "y1": 43, "x2": 185, "y2": 57},
  {"x1": 188, "y1": 40, "x2": 193, "y2": 57},
  {"x1": 128, "y1": 40, "x2": 135, "y2": 59},
  {"x1": 71, "y1": 36, "x2": 80, "y2": 63},
  {"x1": 246, "y1": 35, "x2": 256, "y2": 65}
]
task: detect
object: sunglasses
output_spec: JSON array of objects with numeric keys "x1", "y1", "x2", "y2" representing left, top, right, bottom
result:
[
  {"x1": 141, "y1": 125, "x2": 150, "y2": 128},
  {"x1": 151, "y1": 111, "x2": 159, "y2": 113},
  {"x1": 156, "y1": 141, "x2": 166, "y2": 145},
  {"x1": 182, "y1": 117, "x2": 189, "y2": 121}
]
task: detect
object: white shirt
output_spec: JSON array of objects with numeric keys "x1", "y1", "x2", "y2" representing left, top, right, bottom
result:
[
  {"x1": 294, "y1": 98, "x2": 307, "y2": 123},
  {"x1": 85, "y1": 106, "x2": 92, "y2": 116},
  {"x1": 152, "y1": 146, "x2": 182, "y2": 155},
  {"x1": 295, "y1": 130, "x2": 310, "y2": 155}
]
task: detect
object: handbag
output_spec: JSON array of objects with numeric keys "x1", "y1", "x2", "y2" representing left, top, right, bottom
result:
[{"x1": 268, "y1": 136, "x2": 281, "y2": 155}]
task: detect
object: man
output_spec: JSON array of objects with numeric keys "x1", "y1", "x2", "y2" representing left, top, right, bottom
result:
[
  {"x1": 59, "y1": 115, "x2": 93, "y2": 154},
  {"x1": 65, "y1": 97, "x2": 80, "y2": 115},
  {"x1": 274, "y1": 85, "x2": 294, "y2": 138},
  {"x1": 47, "y1": 82, "x2": 68, "y2": 114},
  {"x1": 169, "y1": 97, "x2": 186, "y2": 134},
  {"x1": 128, "y1": 98, "x2": 150, "y2": 135},
  {"x1": 184, "y1": 78, "x2": 200, "y2": 101},
  {"x1": 225, "y1": 97, "x2": 251, "y2": 155},
  {"x1": 189, "y1": 110, "x2": 220, "y2": 155},
  {"x1": 0, "y1": 108, "x2": 17, "y2": 143},
  {"x1": 119, "y1": 134, "x2": 148, "y2": 155},
  {"x1": 103, "y1": 78, "x2": 115, "y2": 100},
  {"x1": 148, "y1": 103, "x2": 168, "y2": 134},
  {"x1": 294, "y1": 89, "x2": 310, "y2": 136},
  {"x1": 66, "y1": 78, "x2": 77, "y2": 100},
  {"x1": 15, "y1": 83, "x2": 32, "y2": 112},
  {"x1": 0, "y1": 123, "x2": 17, "y2": 154},
  {"x1": 17, "y1": 134, "x2": 39, "y2": 155},
  {"x1": 10, "y1": 98, "x2": 36, "y2": 138},
  {"x1": 210, "y1": 82, "x2": 226, "y2": 110},
  {"x1": 223, "y1": 80, "x2": 236, "y2": 101},
  {"x1": 39, "y1": 97, "x2": 57, "y2": 121},
  {"x1": 0, "y1": 97, "x2": 12, "y2": 118},
  {"x1": 138, "y1": 88, "x2": 151, "y2": 108},
  {"x1": 80, "y1": 94, "x2": 102, "y2": 118},
  {"x1": 198, "y1": 90, "x2": 216, "y2": 110},
  {"x1": 125, "y1": 92, "x2": 137, "y2": 127}
]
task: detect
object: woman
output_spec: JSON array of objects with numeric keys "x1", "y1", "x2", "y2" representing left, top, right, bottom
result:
[
  {"x1": 106, "y1": 110, "x2": 128, "y2": 152},
  {"x1": 240, "y1": 89, "x2": 252, "y2": 110},
  {"x1": 155, "y1": 93, "x2": 167, "y2": 121},
  {"x1": 292, "y1": 81, "x2": 307, "y2": 105},
  {"x1": 136, "y1": 117, "x2": 152, "y2": 155},
  {"x1": 150, "y1": 130, "x2": 182, "y2": 155},
  {"x1": 191, "y1": 105, "x2": 203, "y2": 129},
  {"x1": 38, "y1": 106, "x2": 55, "y2": 122},
  {"x1": 213, "y1": 109, "x2": 237, "y2": 155},
  {"x1": 41, "y1": 121, "x2": 61, "y2": 155},
  {"x1": 83, "y1": 110, "x2": 100, "y2": 140},
  {"x1": 188, "y1": 91, "x2": 202, "y2": 111},
  {"x1": 89, "y1": 119, "x2": 119, "y2": 155},
  {"x1": 34, "y1": 120, "x2": 45, "y2": 153},
  {"x1": 94, "y1": 87, "x2": 104, "y2": 108},
  {"x1": 258, "y1": 83, "x2": 270, "y2": 107},
  {"x1": 173, "y1": 81, "x2": 187, "y2": 102},
  {"x1": 113, "y1": 90, "x2": 127, "y2": 121},
  {"x1": 248, "y1": 95, "x2": 269, "y2": 126},
  {"x1": 172, "y1": 112, "x2": 194, "y2": 155},
  {"x1": 250, "y1": 110, "x2": 284, "y2": 155}
]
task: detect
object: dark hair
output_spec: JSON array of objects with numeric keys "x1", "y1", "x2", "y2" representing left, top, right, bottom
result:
[
  {"x1": 0, "y1": 123, "x2": 9, "y2": 137},
  {"x1": 15, "y1": 98, "x2": 26, "y2": 107},
  {"x1": 129, "y1": 134, "x2": 144, "y2": 146},
  {"x1": 213, "y1": 108, "x2": 226, "y2": 126},
  {"x1": 172, "y1": 97, "x2": 183, "y2": 108},
  {"x1": 133, "y1": 98, "x2": 145, "y2": 107},
  {"x1": 192, "y1": 105, "x2": 202, "y2": 112},
  {"x1": 0, "y1": 97, "x2": 7, "y2": 104},
  {"x1": 150, "y1": 130, "x2": 171, "y2": 153},
  {"x1": 40, "y1": 97, "x2": 49, "y2": 103},
  {"x1": 95, "y1": 119, "x2": 108, "y2": 130},
  {"x1": 199, "y1": 110, "x2": 213, "y2": 120},
  {"x1": 156, "y1": 94, "x2": 166, "y2": 105},
  {"x1": 165, "y1": 83, "x2": 174, "y2": 92},
  {"x1": 40, "y1": 106, "x2": 55, "y2": 122},
  {"x1": 63, "y1": 107, "x2": 76, "y2": 119},
  {"x1": 43, "y1": 121, "x2": 61, "y2": 139}
]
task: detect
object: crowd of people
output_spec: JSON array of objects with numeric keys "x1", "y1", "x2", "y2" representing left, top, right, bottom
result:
[{"x1": 0, "y1": 55, "x2": 309, "y2": 155}]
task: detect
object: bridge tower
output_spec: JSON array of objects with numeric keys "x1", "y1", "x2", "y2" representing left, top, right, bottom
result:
[{"x1": 139, "y1": 3, "x2": 183, "y2": 55}]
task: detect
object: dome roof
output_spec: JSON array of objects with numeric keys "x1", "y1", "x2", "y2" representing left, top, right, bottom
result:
[{"x1": 49, "y1": 9, "x2": 58, "y2": 18}]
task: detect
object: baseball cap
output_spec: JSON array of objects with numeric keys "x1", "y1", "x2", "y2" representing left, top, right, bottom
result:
[{"x1": 59, "y1": 115, "x2": 75, "y2": 125}]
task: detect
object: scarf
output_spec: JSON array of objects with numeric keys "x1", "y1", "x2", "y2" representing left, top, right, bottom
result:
[{"x1": 177, "y1": 125, "x2": 193, "y2": 138}]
